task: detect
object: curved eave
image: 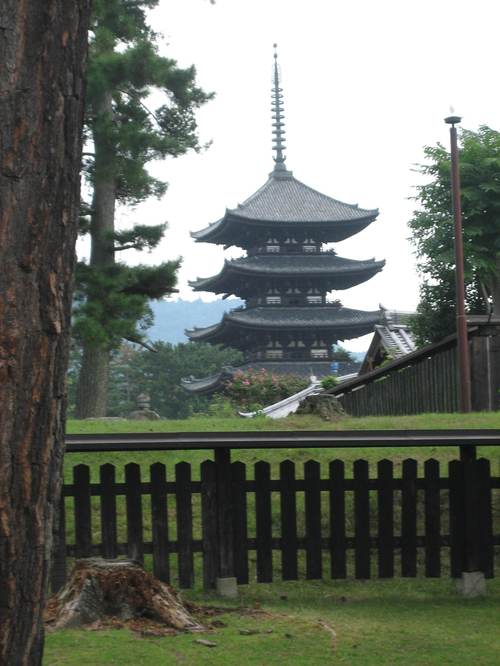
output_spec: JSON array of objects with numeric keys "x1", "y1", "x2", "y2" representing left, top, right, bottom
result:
[
  {"x1": 186, "y1": 307, "x2": 383, "y2": 345},
  {"x1": 189, "y1": 258, "x2": 385, "y2": 294},
  {"x1": 185, "y1": 321, "x2": 221, "y2": 340},
  {"x1": 181, "y1": 366, "x2": 238, "y2": 394},
  {"x1": 190, "y1": 210, "x2": 378, "y2": 246}
]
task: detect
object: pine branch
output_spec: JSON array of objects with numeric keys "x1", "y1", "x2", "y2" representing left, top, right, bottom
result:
[
  {"x1": 112, "y1": 223, "x2": 167, "y2": 252},
  {"x1": 116, "y1": 88, "x2": 162, "y2": 128},
  {"x1": 124, "y1": 335, "x2": 158, "y2": 352}
]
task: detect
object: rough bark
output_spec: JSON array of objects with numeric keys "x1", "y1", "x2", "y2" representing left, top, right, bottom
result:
[
  {"x1": 75, "y1": 90, "x2": 116, "y2": 417},
  {"x1": 0, "y1": 2, "x2": 90, "y2": 664},
  {"x1": 74, "y1": 345, "x2": 109, "y2": 418},
  {"x1": 45, "y1": 559, "x2": 205, "y2": 632}
]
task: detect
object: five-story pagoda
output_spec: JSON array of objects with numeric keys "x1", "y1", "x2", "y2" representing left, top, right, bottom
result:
[{"x1": 183, "y1": 48, "x2": 385, "y2": 392}]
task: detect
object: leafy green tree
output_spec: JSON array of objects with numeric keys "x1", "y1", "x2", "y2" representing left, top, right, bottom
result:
[
  {"x1": 409, "y1": 126, "x2": 500, "y2": 345},
  {"x1": 68, "y1": 341, "x2": 243, "y2": 419},
  {"x1": 331, "y1": 345, "x2": 355, "y2": 362},
  {"x1": 74, "y1": 0, "x2": 212, "y2": 417}
]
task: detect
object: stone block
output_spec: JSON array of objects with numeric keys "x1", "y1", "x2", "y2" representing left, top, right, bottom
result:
[
  {"x1": 456, "y1": 571, "x2": 486, "y2": 598},
  {"x1": 215, "y1": 577, "x2": 238, "y2": 598}
]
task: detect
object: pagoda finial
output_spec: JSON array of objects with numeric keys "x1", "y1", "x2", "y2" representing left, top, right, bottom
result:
[{"x1": 272, "y1": 44, "x2": 287, "y2": 172}]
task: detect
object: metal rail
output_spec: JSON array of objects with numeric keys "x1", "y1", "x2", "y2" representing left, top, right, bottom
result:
[{"x1": 65, "y1": 429, "x2": 500, "y2": 453}]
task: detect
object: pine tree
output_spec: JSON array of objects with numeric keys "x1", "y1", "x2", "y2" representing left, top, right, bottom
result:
[{"x1": 74, "y1": 0, "x2": 211, "y2": 417}]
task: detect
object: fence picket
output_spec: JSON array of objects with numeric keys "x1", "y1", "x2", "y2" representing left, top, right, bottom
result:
[
  {"x1": 255, "y1": 461, "x2": 273, "y2": 583},
  {"x1": 354, "y1": 460, "x2": 370, "y2": 579},
  {"x1": 100, "y1": 463, "x2": 117, "y2": 559},
  {"x1": 201, "y1": 460, "x2": 217, "y2": 589},
  {"x1": 125, "y1": 463, "x2": 143, "y2": 564},
  {"x1": 377, "y1": 459, "x2": 394, "y2": 578},
  {"x1": 449, "y1": 460, "x2": 464, "y2": 577},
  {"x1": 176, "y1": 462, "x2": 194, "y2": 588},
  {"x1": 232, "y1": 461, "x2": 249, "y2": 584},
  {"x1": 74, "y1": 464, "x2": 92, "y2": 558},
  {"x1": 424, "y1": 459, "x2": 440, "y2": 577},
  {"x1": 401, "y1": 459, "x2": 417, "y2": 576},
  {"x1": 477, "y1": 458, "x2": 494, "y2": 577},
  {"x1": 329, "y1": 460, "x2": 346, "y2": 578},
  {"x1": 151, "y1": 463, "x2": 169, "y2": 583},
  {"x1": 305, "y1": 460, "x2": 322, "y2": 579},
  {"x1": 280, "y1": 460, "x2": 298, "y2": 580}
]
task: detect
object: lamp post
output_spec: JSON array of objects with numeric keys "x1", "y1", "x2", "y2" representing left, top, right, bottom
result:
[{"x1": 444, "y1": 115, "x2": 474, "y2": 461}]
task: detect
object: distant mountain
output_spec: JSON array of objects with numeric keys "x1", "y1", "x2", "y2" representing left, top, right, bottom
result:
[
  {"x1": 147, "y1": 298, "x2": 244, "y2": 343},
  {"x1": 146, "y1": 299, "x2": 367, "y2": 362}
]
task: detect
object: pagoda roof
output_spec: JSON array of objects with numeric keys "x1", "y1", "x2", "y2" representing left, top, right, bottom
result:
[
  {"x1": 191, "y1": 171, "x2": 378, "y2": 246},
  {"x1": 181, "y1": 360, "x2": 339, "y2": 394},
  {"x1": 186, "y1": 305, "x2": 383, "y2": 346},
  {"x1": 181, "y1": 366, "x2": 238, "y2": 394},
  {"x1": 190, "y1": 253, "x2": 385, "y2": 294}
]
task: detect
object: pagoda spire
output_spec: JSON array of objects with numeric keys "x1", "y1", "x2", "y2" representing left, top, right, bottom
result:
[{"x1": 272, "y1": 44, "x2": 287, "y2": 173}]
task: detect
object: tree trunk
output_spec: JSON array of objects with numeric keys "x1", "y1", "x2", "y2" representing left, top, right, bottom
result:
[
  {"x1": 75, "y1": 90, "x2": 116, "y2": 417},
  {"x1": 486, "y1": 263, "x2": 500, "y2": 315},
  {"x1": 45, "y1": 559, "x2": 205, "y2": 632},
  {"x1": 74, "y1": 346, "x2": 110, "y2": 418},
  {"x1": 0, "y1": 2, "x2": 90, "y2": 664}
]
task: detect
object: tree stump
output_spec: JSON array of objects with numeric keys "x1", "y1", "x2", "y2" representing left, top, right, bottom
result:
[{"x1": 45, "y1": 558, "x2": 204, "y2": 632}]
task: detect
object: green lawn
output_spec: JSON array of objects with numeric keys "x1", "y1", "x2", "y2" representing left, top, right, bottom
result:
[
  {"x1": 45, "y1": 577, "x2": 500, "y2": 665},
  {"x1": 64, "y1": 412, "x2": 500, "y2": 482},
  {"x1": 67, "y1": 410, "x2": 500, "y2": 434}
]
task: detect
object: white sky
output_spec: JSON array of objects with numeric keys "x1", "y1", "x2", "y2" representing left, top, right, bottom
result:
[{"x1": 78, "y1": 0, "x2": 500, "y2": 351}]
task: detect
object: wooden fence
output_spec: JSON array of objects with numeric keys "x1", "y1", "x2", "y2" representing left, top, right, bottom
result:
[
  {"x1": 329, "y1": 322, "x2": 500, "y2": 416},
  {"x1": 336, "y1": 345, "x2": 458, "y2": 417},
  {"x1": 52, "y1": 452, "x2": 500, "y2": 591}
]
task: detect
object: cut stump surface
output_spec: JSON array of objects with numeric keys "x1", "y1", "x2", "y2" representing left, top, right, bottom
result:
[{"x1": 45, "y1": 558, "x2": 205, "y2": 632}]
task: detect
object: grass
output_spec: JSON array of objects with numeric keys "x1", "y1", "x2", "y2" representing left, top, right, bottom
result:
[
  {"x1": 67, "y1": 410, "x2": 500, "y2": 434},
  {"x1": 64, "y1": 412, "x2": 500, "y2": 482},
  {"x1": 44, "y1": 577, "x2": 500, "y2": 665}
]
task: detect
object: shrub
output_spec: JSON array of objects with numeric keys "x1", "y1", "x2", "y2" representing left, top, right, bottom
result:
[
  {"x1": 320, "y1": 375, "x2": 338, "y2": 390},
  {"x1": 223, "y1": 369, "x2": 308, "y2": 411}
]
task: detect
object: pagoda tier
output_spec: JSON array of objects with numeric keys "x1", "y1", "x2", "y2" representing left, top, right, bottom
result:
[
  {"x1": 186, "y1": 305, "x2": 383, "y2": 356},
  {"x1": 192, "y1": 169, "x2": 378, "y2": 250},
  {"x1": 190, "y1": 253, "x2": 385, "y2": 300}
]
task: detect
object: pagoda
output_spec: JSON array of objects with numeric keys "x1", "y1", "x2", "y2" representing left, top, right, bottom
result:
[{"x1": 183, "y1": 47, "x2": 385, "y2": 392}]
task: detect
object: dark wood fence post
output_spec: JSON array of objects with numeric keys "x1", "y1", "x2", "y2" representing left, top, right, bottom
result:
[
  {"x1": 462, "y1": 459, "x2": 481, "y2": 573},
  {"x1": 214, "y1": 447, "x2": 237, "y2": 595},
  {"x1": 201, "y1": 460, "x2": 218, "y2": 589}
]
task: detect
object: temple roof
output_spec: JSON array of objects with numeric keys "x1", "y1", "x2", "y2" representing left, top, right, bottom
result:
[
  {"x1": 231, "y1": 174, "x2": 378, "y2": 224},
  {"x1": 186, "y1": 305, "x2": 383, "y2": 346},
  {"x1": 191, "y1": 172, "x2": 378, "y2": 246},
  {"x1": 190, "y1": 253, "x2": 385, "y2": 293}
]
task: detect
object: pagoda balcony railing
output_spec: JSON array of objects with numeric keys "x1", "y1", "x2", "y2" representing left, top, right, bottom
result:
[
  {"x1": 250, "y1": 247, "x2": 338, "y2": 256},
  {"x1": 247, "y1": 351, "x2": 332, "y2": 362}
]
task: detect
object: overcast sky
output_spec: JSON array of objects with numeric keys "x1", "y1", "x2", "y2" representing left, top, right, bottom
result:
[{"x1": 78, "y1": 0, "x2": 500, "y2": 350}]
